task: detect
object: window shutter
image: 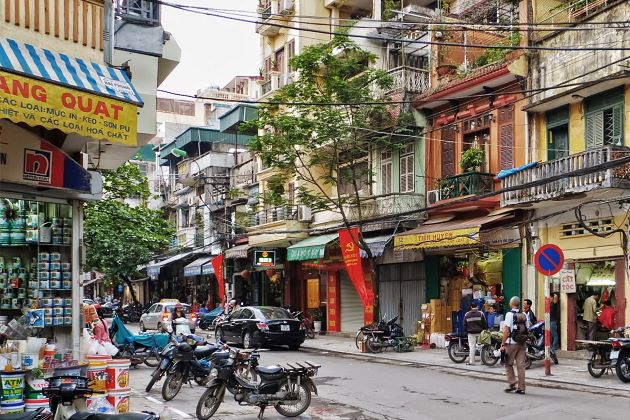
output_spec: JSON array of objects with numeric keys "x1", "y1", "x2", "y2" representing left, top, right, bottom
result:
[
  {"x1": 499, "y1": 124, "x2": 514, "y2": 170},
  {"x1": 585, "y1": 112, "x2": 604, "y2": 149},
  {"x1": 400, "y1": 154, "x2": 414, "y2": 193},
  {"x1": 381, "y1": 161, "x2": 392, "y2": 195},
  {"x1": 612, "y1": 104, "x2": 623, "y2": 146},
  {"x1": 399, "y1": 157, "x2": 407, "y2": 193}
]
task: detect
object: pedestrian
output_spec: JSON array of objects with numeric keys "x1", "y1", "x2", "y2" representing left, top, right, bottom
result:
[
  {"x1": 485, "y1": 304, "x2": 497, "y2": 330},
  {"x1": 92, "y1": 308, "x2": 112, "y2": 345},
  {"x1": 550, "y1": 292, "x2": 560, "y2": 351},
  {"x1": 583, "y1": 291, "x2": 600, "y2": 340},
  {"x1": 502, "y1": 296, "x2": 528, "y2": 394},
  {"x1": 464, "y1": 302, "x2": 487, "y2": 365},
  {"x1": 523, "y1": 299, "x2": 537, "y2": 327}
]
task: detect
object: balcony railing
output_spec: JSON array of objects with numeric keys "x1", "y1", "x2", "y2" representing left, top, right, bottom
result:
[
  {"x1": 116, "y1": 0, "x2": 160, "y2": 26},
  {"x1": 345, "y1": 193, "x2": 426, "y2": 222},
  {"x1": 534, "y1": 0, "x2": 612, "y2": 40},
  {"x1": 376, "y1": 66, "x2": 429, "y2": 96},
  {"x1": 501, "y1": 146, "x2": 630, "y2": 206},
  {"x1": 261, "y1": 79, "x2": 273, "y2": 96},
  {"x1": 439, "y1": 172, "x2": 495, "y2": 201},
  {"x1": 256, "y1": 2, "x2": 280, "y2": 36},
  {"x1": 249, "y1": 205, "x2": 298, "y2": 227}
]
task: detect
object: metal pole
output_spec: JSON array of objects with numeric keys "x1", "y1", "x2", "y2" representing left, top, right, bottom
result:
[
  {"x1": 544, "y1": 274, "x2": 551, "y2": 376},
  {"x1": 71, "y1": 200, "x2": 83, "y2": 360}
]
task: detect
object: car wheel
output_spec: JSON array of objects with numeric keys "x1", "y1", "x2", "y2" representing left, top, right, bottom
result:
[
  {"x1": 288, "y1": 344, "x2": 300, "y2": 351},
  {"x1": 243, "y1": 331, "x2": 253, "y2": 349},
  {"x1": 139, "y1": 321, "x2": 146, "y2": 332}
]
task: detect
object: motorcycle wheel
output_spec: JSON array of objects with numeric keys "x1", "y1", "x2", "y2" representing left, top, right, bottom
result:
[
  {"x1": 196, "y1": 384, "x2": 225, "y2": 420},
  {"x1": 447, "y1": 342, "x2": 468, "y2": 363},
  {"x1": 144, "y1": 349, "x2": 160, "y2": 368},
  {"x1": 481, "y1": 345, "x2": 499, "y2": 366},
  {"x1": 615, "y1": 351, "x2": 630, "y2": 383},
  {"x1": 161, "y1": 371, "x2": 184, "y2": 401},
  {"x1": 365, "y1": 336, "x2": 382, "y2": 353},
  {"x1": 306, "y1": 325, "x2": 315, "y2": 340},
  {"x1": 274, "y1": 382, "x2": 312, "y2": 417},
  {"x1": 215, "y1": 327, "x2": 225, "y2": 343},
  {"x1": 355, "y1": 330, "x2": 365, "y2": 350},
  {"x1": 145, "y1": 369, "x2": 162, "y2": 392},
  {"x1": 587, "y1": 357, "x2": 606, "y2": 378},
  {"x1": 130, "y1": 313, "x2": 141, "y2": 323}
]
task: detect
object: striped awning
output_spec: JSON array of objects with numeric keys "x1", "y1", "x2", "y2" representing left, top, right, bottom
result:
[{"x1": 0, "y1": 36, "x2": 143, "y2": 105}]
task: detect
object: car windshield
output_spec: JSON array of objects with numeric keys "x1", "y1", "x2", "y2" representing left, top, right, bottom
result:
[
  {"x1": 165, "y1": 305, "x2": 191, "y2": 315},
  {"x1": 257, "y1": 307, "x2": 293, "y2": 320}
]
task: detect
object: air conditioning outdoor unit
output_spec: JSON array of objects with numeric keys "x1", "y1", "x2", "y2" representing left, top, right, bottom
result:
[
  {"x1": 280, "y1": 0, "x2": 295, "y2": 15},
  {"x1": 426, "y1": 189, "x2": 441, "y2": 205},
  {"x1": 297, "y1": 205, "x2": 312, "y2": 222}
]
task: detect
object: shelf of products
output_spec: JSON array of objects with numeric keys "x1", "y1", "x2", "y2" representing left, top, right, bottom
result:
[{"x1": 0, "y1": 198, "x2": 73, "y2": 327}]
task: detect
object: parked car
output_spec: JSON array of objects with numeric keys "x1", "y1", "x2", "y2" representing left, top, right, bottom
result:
[
  {"x1": 139, "y1": 300, "x2": 197, "y2": 334},
  {"x1": 214, "y1": 306, "x2": 305, "y2": 350},
  {"x1": 82, "y1": 298, "x2": 113, "y2": 317}
]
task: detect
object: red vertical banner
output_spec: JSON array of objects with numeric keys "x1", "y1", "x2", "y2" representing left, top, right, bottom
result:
[
  {"x1": 327, "y1": 273, "x2": 340, "y2": 332},
  {"x1": 338, "y1": 228, "x2": 373, "y2": 308},
  {"x1": 211, "y1": 255, "x2": 225, "y2": 305}
]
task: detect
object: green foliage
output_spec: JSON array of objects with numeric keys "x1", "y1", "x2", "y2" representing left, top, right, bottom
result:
[
  {"x1": 84, "y1": 164, "x2": 175, "y2": 284},
  {"x1": 382, "y1": 0, "x2": 402, "y2": 20},
  {"x1": 460, "y1": 147, "x2": 485, "y2": 172},
  {"x1": 472, "y1": 31, "x2": 521, "y2": 69}
]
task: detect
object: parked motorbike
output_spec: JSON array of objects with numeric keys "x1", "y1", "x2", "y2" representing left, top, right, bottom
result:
[
  {"x1": 118, "y1": 303, "x2": 145, "y2": 323},
  {"x1": 355, "y1": 315, "x2": 404, "y2": 353},
  {"x1": 445, "y1": 331, "x2": 469, "y2": 363},
  {"x1": 195, "y1": 347, "x2": 319, "y2": 419},
  {"x1": 109, "y1": 314, "x2": 167, "y2": 367},
  {"x1": 161, "y1": 334, "x2": 219, "y2": 401},
  {"x1": 611, "y1": 330, "x2": 630, "y2": 383},
  {"x1": 524, "y1": 321, "x2": 558, "y2": 369},
  {"x1": 479, "y1": 330, "x2": 503, "y2": 366},
  {"x1": 292, "y1": 311, "x2": 315, "y2": 339}
]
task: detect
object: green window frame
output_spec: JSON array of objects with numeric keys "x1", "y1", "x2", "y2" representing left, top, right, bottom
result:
[{"x1": 584, "y1": 88, "x2": 624, "y2": 149}]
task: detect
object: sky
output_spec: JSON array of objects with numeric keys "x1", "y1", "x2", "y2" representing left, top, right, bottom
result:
[{"x1": 159, "y1": 0, "x2": 260, "y2": 94}]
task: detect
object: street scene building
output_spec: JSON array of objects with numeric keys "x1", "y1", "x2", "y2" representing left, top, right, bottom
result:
[{"x1": 0, "y1": 0, "x2": 629, "y2": 418}]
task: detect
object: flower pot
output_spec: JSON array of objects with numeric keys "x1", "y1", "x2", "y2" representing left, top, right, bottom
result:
[{"x1": 313, "y1": 321, "x2": 322, "y2": 332}]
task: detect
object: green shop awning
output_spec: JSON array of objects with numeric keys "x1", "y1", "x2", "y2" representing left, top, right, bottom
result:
[{"x1": 287, "y1": 234, "x2": 339, "y2": 261}]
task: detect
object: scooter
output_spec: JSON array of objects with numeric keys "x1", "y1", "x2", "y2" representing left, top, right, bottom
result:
[
  {"x1": 525, "y1": 321, "x2": 558, "y2": 369},
  {"x1": 355, "y1": 315, "x2": 404, "y2": 353}
]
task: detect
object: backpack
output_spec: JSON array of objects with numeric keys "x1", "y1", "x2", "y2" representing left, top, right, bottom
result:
[{"x1": 510, "y1": 312, "x2": 529, "y2": 344}]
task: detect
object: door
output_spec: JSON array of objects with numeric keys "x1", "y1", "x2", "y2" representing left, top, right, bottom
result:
[
  {"x1": 144, "y1": 304, "x2": 157, "y2": 326},
  {"x1": 151, "y1": 304, "x2": 164, "y2": 328},
  {"x1": 441, "y1": 125, "x2": 456, "y2": 177},
  {"x1": 379, "y1": 262, "x2": 425, "y2": 336},
  {"x1": 235, "y1": 308, "x2": 254, "y2": 342},
  {"x1": 223, "y1": 308, "x2": 243, "y2": 341},
  {"x1": 548, "y1": 125, "x2": 569, "y2": 160},
  {"x1": 339, "y1": 272, "x2": 364, "y2": 333}
]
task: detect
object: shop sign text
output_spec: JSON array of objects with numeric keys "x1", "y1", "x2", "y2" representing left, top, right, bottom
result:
[{"x1": 559, "y1": 269, "x2": 576, "y2": 294}]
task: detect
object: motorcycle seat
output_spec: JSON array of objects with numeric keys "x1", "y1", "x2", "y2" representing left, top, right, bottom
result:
[
  {"x1": 255, "y1": 365, "x2": 283, "y2": 375},
  {"x1": 0, "y1": 411, "x2": 42, "y2": 420},
  {"x1": 69, "y1": 412, "x2": 158, "y2": 420},
  {"x1": 195, "y1": 345, "x2": 218, "y2": 359}
]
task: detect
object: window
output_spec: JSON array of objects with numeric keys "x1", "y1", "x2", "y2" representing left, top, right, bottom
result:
[
  {"x1": 399, "y1": 143, "x2": 415, "y2": 193},
  {"x1": 585, "y1": 88, "x2": 624, "y2": 149},
  {"x1": 440, "y1": 125, "x2": 456, "y2": 177},
  {"x1": 287, "y1": 40, "x2": 295, "y2": 72},
  {"x1": 546, "y1": 106, "x2": 569, "y2": 160},
  {"x1": 498, "y1": 105, "x2": 514, "y2": 170},
  {"x1": 381, "y1": 149, "x2": 392, "y2": 195},
  {"x1": 338, "y1": 161, "x2": 370, "y2": 196}
]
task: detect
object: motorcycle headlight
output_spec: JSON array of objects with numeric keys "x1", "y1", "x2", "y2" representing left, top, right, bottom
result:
[
  {"x1": 210, "y1": 368, "x2": 218, "y2": 378},
  {"x1": 186, "y1": 337, "x2": 196, "y2": 346}
]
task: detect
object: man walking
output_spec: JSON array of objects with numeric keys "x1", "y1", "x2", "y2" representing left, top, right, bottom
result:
[
  {"x1": 464, "y1": 302, "x2": 487, "y2": 365},
  {"x1": 502, "y1": 296, "x2": 527, "y2": 394},
  {"x1": 583, "y1": 291, "x2": 600, "y2": 340}
]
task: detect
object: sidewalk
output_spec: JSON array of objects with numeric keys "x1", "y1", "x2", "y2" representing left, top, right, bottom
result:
[{"x1": 300, "y1": 335, "x2": 630, "y2": 397}]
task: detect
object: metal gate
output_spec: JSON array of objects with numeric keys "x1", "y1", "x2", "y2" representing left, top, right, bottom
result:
[
  {"x1": 379, "y1": 263, "x2": 425, "y2": 336},
  {"x1": 339, "y1": 272, "x2": 364, "y2": 333}
]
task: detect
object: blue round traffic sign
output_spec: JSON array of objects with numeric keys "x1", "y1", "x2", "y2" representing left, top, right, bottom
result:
[{"x1": 535, "y1": 244, "x2": 565, "y2": 275}]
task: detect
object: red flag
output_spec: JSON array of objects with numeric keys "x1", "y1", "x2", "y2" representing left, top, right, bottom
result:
[
  {"x1": 338, "y1": 228, "x2": 372, "y2": 307},
  {"x1": 211, "y1": 255, "x2": 225, "y2": 305}
]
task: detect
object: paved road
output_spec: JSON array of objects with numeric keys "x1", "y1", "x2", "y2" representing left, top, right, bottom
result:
[{"x1": 123, "y1": 324, "x2": 630, "y2": 419}]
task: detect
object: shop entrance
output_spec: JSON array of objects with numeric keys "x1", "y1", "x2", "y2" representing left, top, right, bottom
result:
[
  {"x1": 339, "y1": 271, "x2": 364, "y2": 332},
  {"x1": 379, "y1": 262, "x2": 425, "y2": 336}
]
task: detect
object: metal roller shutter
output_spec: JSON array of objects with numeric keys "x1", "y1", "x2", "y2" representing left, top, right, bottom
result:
[
  {"x1": 339, "y1": 272, "x2": 364, "y2": 333},
  {"x1": 379, "y1": 263, "x2": 425, "y2": 336}
]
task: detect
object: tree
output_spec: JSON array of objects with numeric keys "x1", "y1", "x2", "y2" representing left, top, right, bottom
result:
[
  {"x1": 84, "y1": 163, "x2": 175, "y2": 303},
  {"x1": 246, "y1": 33, "x2": 417, "y2": 321}
]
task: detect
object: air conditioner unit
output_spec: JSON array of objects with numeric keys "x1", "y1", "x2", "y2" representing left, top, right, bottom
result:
[
  {"x1": 427, "y1": 189, "x2": 441, "y2": 205},
  {"x1": 297, "y1": 205, "x2": 312, "y2": 222},
  {"x1": 280, "y1": 0, "x2": 295, "y2": 15}
]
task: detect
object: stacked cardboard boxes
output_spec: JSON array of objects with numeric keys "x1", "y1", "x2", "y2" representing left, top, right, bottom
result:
[{"x1": 428, "y1": 299, "x2": 453, "y2": 333}]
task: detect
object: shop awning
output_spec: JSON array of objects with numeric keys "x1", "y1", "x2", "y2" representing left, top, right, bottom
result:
[
  {"x1": 184, "y1": 256, "x2": 214, "y2": 277},
  {"x1": 0, "y1": 36, "x2": 142, "y2": 145},
  {"x1": 394, "y1": 214, "x2": 511, "y2": 250},
  {"x1": 287, "y1": 234, "x2": 338, "y2": 261},
  {"x1": 147, "y1": 251, "x2": 193, "y2": 277},
  {"x1": 201, "y1": 262, "x2": 215, "y2": 275},
  {"x1": 360, "y1": 235, "x2": 393, "y2": 259},
  {"x1": 224, "y1": 244, "x2": 250, "y2": 259}
]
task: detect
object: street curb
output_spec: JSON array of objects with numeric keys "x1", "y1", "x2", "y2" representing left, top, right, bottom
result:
[{"x1": 301, "y1": 345, "x2": 630, "y2": 398}]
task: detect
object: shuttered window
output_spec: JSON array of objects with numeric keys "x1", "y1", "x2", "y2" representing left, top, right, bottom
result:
[
  {"x1": 399, "y1": 143, "x2": 415, "y2": 193},
  {"x1": 499, "y1": 124, "x2": 514, "y2": 170},
  {"x1": 441, "y1": 125, "x2": 456, "y2": 177},
  {"x1": 585, "y1": 88, "x2": 624, "y2": 149},
  {"x1": 381, "y1": 149, "x2": 392, "y2": 195}
]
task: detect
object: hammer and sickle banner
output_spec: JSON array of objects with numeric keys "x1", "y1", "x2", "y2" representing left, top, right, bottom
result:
[
  {"x1": 338, "y1": 228, "x2": 374, "y2": 313},
  {"x1": 211, "y1": 255, "x2": 225, "y2": 305}
]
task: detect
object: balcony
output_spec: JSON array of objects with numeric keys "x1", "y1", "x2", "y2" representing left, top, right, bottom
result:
[
  {"x1": 502, "y1": 146, "x2": 630, "y2": 206},
  {"x1": 246, "y1": 205, "x2": 308, "y2": 246},
  {"x1": 345, "y1": 193, "x2": 426, "y2": 222},
  {"x1": 256, "y1": 2, "x2": 281, "y2": 36},
  {"x1": 116, "y1": 0, "x2": 160, "y2": 26},
  {"x1": 376, "y1": 66, "x2": 430, "y2": 96},
  {"x1": 249, "y1": 205, "x2": 298, "y2": 227},
  {"x1": 434, "y1": 172, "x2": 495, "y2": 203}
]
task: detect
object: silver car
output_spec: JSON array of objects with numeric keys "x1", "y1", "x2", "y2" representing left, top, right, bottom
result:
[{"x1": 139, "y1": 302, "x2": 196, "y2": 334}]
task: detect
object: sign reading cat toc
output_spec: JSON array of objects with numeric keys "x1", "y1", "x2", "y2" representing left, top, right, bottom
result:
[{"x1": 559, "y1": 269, "x2": 576, "y2": 294}]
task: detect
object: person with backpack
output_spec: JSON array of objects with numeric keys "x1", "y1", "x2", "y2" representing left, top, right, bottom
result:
[
  {"x1": 464, "y1": 302, "x2": 487, "y2": 365},
  {"x1": 501, "y1": 296, "x2": 528, "y2": 394}
]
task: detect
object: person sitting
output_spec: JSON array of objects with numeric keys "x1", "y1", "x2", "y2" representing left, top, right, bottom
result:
[
  {"x1": 198, "y1": 304, "x2": 208, "y2": 314},
  {"x1": 92, "y1": 308, "x2": 113, "y2": 345}
]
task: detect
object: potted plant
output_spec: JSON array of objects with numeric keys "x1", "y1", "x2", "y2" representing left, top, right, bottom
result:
[
  {"x1": 270, "y1": 60, "x2": 280, "y2": 73},
  {"x1": 310, "y1": 308, "x2": 323, "y2": 333},
  {"x1": 460, "y1": 147, "x2": 485, "y2": 173}
]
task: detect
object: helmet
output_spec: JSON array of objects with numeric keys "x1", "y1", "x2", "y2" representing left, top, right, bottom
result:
[{"x1": 175, "y1": 303, "x2": 183, "y2": 309}]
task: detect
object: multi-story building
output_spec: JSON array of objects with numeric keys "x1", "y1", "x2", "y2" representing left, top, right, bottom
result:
[
  {"x1": 499, "y1": 0, "x2": 630, "y2": 351},
  {"x1": 0, "y1": 0, "x2": 179, "y2": 353}
]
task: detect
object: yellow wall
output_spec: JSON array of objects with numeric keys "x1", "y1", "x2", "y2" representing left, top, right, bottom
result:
[
  {"x1": 625, "y1": 85, "x2": 630, "y2": 146},
  {"x1": 568, "y1": 102, "x2": 585, "y2": 154}
]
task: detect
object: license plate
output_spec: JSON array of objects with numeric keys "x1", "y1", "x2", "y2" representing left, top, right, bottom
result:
[
  {"x1": 610, "y1": 350, "x2": 619, "y2": 360},
  {"x1": 281, "y1": 324, "x2": 290, "y2": 331}
]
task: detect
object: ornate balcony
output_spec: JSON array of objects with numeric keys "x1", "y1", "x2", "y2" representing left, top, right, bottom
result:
[
  {"x1": 501, "y1": 146, "x2": 630, "y2": 207},
  {"x1": 438, "y1": 172, "x2": 495, "y2": 201},
  {"x1": 249, "y1": 205, "x2": 298, "y2": 227},
  {"x1": 375, "y1": 66, "x2": 430, "y2": 96},
  {"x1": 345, "y1": 193, "x2": 426, "y2": 222}
]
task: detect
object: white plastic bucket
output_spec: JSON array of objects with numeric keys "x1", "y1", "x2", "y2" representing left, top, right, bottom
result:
[
  {"x1": 106, "y1": 360, "x2": 130, "y2": 391},
  {"x1": 106, "y1": 388, "x2": 130, "y2": 413},
  {"x1": 1, "y1": 400, "x2": 25, "y2": 414},
  {"x1": 25, "y1": 399, "x2": 49, "y2": 413}
]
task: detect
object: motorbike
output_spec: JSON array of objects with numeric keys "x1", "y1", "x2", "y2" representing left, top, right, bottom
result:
[
  {"x1": 355, "y1": 315, "x2": 404, "y2": 353},
  {"x1": 118, "y1": 303, "x2": 145, "y2": 323},
  {"x1": 195, "y1": 347, "x2": 319, "y2": 419},
  {"x1": 524, "y1": 321, "x2": 558, "y2": 369},
  {"x1": 161, "y1": 334, "x2": 219, "y2": 401},
  {"x1": 292, "y1": 311, "x2": 315, "y2": 340},
  {"x1": 479, "y1": 330, "x2": 503, "y2": 366},
  {"x1": 610, "y1": 329, "x2": 630, "y2": 383},
  {"x1": 444, "y1": 330, "x2": 500, "y2": 366},
  {"x1": 8, "y1": 375, "x2": 158, "y2": 420},
  {"x1": 109, "y1": 314, "x2": 168, "y2": 367}
]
